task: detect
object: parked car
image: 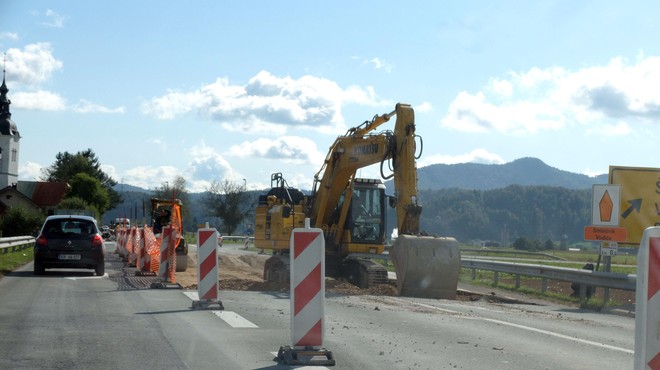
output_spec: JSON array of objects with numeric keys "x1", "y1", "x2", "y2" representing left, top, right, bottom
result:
[{"x1": 33, "y1": 215, "x2": 106, "y2": 276}]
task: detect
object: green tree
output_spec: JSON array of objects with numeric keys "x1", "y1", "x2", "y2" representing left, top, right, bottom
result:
[
  {"x1": 58, "y1": 197, "x2": 91, "y2": 211},
  {"x1": 543, "y1": 239, "x2": 555, "y2": 251},
  {"x1": 513, "y1": 237, "x2": 530, "y2": 251},
  {"x1": 204, "y1": 179, "x2": 251, "y2": 235},
  {"x1": 68, "y1": 173, "x2": 110, "y2": 215},
  {"x1": 42, "y1": 148, "x2": 122, "y2": 210},
  {"x1": 0, "y1": 208, "x2": 44, "y2": 237}
]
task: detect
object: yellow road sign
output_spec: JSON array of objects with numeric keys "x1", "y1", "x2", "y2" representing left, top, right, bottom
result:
[{"x1": 609, "y1": 166, "x2": 660, "y2": 245}]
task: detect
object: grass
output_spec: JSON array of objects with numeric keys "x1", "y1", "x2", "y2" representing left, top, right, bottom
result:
[{"x1": 0, "y1": 245, "x2": 33, "y2": 276}]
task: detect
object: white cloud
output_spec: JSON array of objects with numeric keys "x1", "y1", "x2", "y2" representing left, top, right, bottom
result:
[
  {"x1": 226, "y1": 136, "x2": 325, "y2": 165},
  {"x1": 122, "y1": 165, "x2": 180, "y2": 190},
  {"x1": 142, "y1": 70, "x2": 385, "y2": 135},
  {"x1": 586, "y1": 121, "x2": 632, "y2": 137},
  {"x1": 418, "y1": 148, "x2": 505, "y2": 167},
  {"x1": 42, "y1": 9, "x2": 68, "y2": 28},
  {"x1": 18, "y1": 161, "x2": 43, "y2": 181},
  {"x1": 0, "y1": 32, "x2": 19, "y2": 40},
  {"x1": 73, "y1": 100, "x2": 125, "y2": 114},
  {"x1": 415, "y1": 101, "x2": 433, "y2": 113},
  {"x1": 6, "y1": 43, "x2": 63, "y2": 85},
  {"x1": 12, "y1": 90, "x2": 66, "y2": 111},
  {"x1": 442, "y1": 55, "x2": 660, "y2": 135},
  {"x1": 364, "y1": 57, "x2": 393, "y2": 73}
]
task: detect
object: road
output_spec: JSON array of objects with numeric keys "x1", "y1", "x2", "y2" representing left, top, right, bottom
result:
[{"x1": 0, "y1": 242, "x2": 634, "y2": 369}]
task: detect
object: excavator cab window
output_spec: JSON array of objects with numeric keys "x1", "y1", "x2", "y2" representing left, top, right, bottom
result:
[{"x1": 349, "y1": 187, "x2": 385, "y2": 243}]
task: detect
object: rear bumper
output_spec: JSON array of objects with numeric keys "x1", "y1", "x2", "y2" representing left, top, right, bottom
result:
[{"x1": 34, "y1": 248, "x2": 104, "y2": 269}]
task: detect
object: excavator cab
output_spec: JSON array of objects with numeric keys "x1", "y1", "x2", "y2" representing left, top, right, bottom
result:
[{"x1": 344, "y1": 179, "x2": 386, "y2": 247}]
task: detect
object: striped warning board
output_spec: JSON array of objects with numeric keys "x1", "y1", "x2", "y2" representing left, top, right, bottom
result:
[
  {"x1": 279, "y1": 219, "x2": 334, "y2": 366},
  {"x1": 158, "y1": 227, "x2": 172, "y2": 279},
  {"x1": 290, "y1": 224, "x2": 325, "y2": 348},
  {"x1": 197, "y1": 228, "x2": 219, "y2": 300},
  {"x1": 635, "y1": 227, "x2": 660, "y2": 369}
]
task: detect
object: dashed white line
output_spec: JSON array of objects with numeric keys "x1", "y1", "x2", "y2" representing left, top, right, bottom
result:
[
  {"x1": 182, "y1": 291, "x2": 258, "y2": 328},
  {"x1": 212, "y1": 311, "x2": 258, "y2": 328}
]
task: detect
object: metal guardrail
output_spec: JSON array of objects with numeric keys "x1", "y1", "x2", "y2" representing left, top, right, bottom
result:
[
  {"x1": 460, "y1": 248, "x2": 566, "y2": 260},
  {"x1": 221, "y1": 236, "x2": 254, "y2": 243},
  {"x1": 461, "y1": 258, "x2": 636, "y2": 291},
  {"x1": 0, "y1": 236, "x2": 35, "y2": 254}
]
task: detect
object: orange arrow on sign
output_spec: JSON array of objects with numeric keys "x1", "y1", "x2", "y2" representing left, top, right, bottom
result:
[
  {"x1": 599, "y1": 190, "x2": 613, "y2": 222},
  {"x1": 584, "y1": 226, "x2": 628, "y2": 242}
]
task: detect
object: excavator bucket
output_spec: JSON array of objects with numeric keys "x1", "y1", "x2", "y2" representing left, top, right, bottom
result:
[{"x1": 389, "y1": 235, "x2": 461, "y2": 299}]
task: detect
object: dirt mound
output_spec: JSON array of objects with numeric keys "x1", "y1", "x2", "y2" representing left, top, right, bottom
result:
[{"x1": 176, "y1": 250, "x2": 398, "y2": 296}]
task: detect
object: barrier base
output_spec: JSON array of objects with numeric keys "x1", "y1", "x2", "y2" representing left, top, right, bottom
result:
[
  {"x1": 135, "y1": 270, "x2": 157, "y2": 276},
  {"x1": 150, "y1": 280, "x2": 182, "y2": 289},
  {"x1": 277, "y1": 346, "x2": 335, "y2": 366},
  {"x1": 191, "y1": 299, "x2": 224, "y2": 310}
]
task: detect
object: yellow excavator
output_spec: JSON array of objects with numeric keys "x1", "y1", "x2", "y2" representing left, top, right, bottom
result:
[{"x1": 254, "y1": 103, "x2": 460, "y2": 299}]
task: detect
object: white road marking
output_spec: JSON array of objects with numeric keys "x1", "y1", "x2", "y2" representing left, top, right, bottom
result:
[
  {"x1": 212, "y1": 311, "x2": 258, "y2": 328},
  {"x1": 182, "y1": 291, "x2": 258, "y2": 328},
  {"x1": 65, "y1": 273, "x2": 107, "y2": 280},
  {"x1": 482, "y1": 317, "x2": 634, "y2": 354},
  {"x1": 383, "y1": 296, "x2": 634, "y2": 354}
]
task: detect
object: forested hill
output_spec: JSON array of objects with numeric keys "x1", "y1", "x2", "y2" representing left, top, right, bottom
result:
[{"x1": 413, "y1": 157, "x2": 607, "y2": 190}]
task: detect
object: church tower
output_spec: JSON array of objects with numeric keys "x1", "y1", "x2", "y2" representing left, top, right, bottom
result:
[{"x1": 0, "y1": 61, "x2": 20, "y2": 189}]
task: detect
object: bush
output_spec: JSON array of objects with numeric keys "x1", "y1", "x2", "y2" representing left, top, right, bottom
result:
[{"x1": 0, "y1": 208, "x2": 44, "y2": 237}]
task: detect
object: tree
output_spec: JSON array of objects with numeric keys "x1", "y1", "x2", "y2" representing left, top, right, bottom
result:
[
  {"x1": 68, "y1": 173, "x2": 110, "y2": 215},
  {"x1": 42, "y1": 148, "x2": 122, "y2": 210},
  {"x1": 58, "y1": 197, "x2": 91, "y2": 211},
  {"x1": 204, "y1": 179, "x2": 251, "y2": 235},
  {"x1": 0, "y1": 208, "x2": 44, "y2": 237}
]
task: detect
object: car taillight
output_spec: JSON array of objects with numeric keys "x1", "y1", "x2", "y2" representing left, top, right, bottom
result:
[
  {"x1": 92, "y1": 234, "x2": 103, "y2": 247},
  {"x1": 36, "y1": 235, "x2": 48, "y2": 246}
]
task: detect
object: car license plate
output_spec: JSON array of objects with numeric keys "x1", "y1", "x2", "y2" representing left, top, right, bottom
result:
[{"x1": 58, "y1": 254, "x2": 81, "y2": 260}]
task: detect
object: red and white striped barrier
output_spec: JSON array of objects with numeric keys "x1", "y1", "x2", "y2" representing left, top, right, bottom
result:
[
  {"x1": 158, "y1": 226, "x2": 172, "y2": 280},
  {"x1": 278, "y1": 218, "x2": 334, "y2": 366},
  {"x1": 291, "y1": 225, "x2": 325, "y2": 347},
  {"x1": 191, "y1": 228, "x2": 223, "y2": 310},
  {"x1": 135, "y1": 227, "x2": 154, "y2": 276},
  {"x1": 635, "y1": 227, "x2": 660, "y2": 369}
]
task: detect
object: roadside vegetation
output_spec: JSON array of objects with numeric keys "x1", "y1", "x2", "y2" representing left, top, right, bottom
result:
[{"x1": 0, "y1": 246, "x2": 33, "y2": 277}]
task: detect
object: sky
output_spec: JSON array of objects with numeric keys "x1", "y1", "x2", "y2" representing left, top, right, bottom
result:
[{"x1": 2, "y1": 1, "x2": 660, "y2": 192}]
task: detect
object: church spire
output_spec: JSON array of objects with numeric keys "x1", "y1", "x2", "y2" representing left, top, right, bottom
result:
[
  {"x1": 0, "y1": 53, "x2": 8, "y2": 102},
  {"x1": 0, "y1": 53, "x2": 18, "y2": 136}
]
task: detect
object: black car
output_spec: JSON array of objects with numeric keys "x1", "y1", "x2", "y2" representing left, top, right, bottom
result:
[{"x1": 33, "y1": 215, "x2": 106, "y2": 276}]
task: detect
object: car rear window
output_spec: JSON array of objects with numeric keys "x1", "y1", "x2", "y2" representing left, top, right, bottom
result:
[{"x1": 43, "y1": 219, "x2": 97, "y2": 237}]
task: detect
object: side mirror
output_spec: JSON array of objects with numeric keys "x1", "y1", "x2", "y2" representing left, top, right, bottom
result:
[{"x1": 388, "y1": 195, "x2": 396, "y2": 208}]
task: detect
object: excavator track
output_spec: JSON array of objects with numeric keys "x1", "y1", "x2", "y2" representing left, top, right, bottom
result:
[{"x1": 344, "y1": 257, "x2": 389, "y2": 289}]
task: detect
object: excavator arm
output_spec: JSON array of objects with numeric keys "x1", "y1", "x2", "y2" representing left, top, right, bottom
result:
[{"x1": 310, "y1": 103, "x2": 416, "y2": 232}]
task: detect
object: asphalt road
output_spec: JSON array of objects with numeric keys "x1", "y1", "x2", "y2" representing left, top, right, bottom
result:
[{"x1": 0, "y1": 243, "x2": 635, "y2": 369}]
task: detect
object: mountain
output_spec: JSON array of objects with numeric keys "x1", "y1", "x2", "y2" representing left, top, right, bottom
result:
[{"x1": 413, "y1": 157, "x2": 607, "y2": 191}]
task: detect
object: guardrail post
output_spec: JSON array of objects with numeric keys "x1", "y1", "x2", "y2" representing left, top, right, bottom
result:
[
  {"x1": 541, "y1": 278, "x2": 547, "y2": 293},
  {"x1": 471, "y1": 268, "x2": 476, "y2": 280},
  {"x1": 493, "y1": 271, "x2": 499, "y2": 286}
]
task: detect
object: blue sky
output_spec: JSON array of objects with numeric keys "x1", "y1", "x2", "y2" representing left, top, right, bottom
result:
[{"x1": 2, "y1": 1, "x2": 660, "y2": 192}]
